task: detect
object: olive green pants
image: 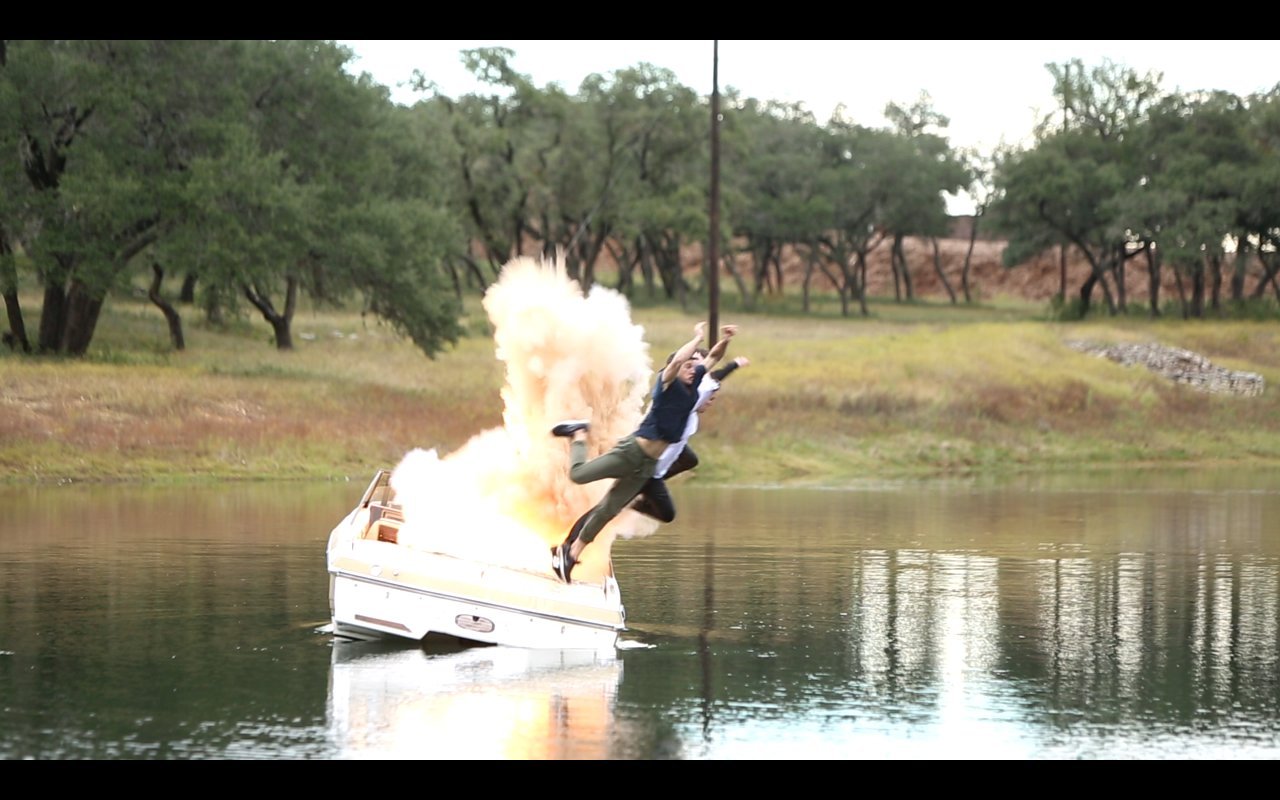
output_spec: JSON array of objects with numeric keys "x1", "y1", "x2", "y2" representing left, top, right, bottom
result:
[{"x1": 568, "y1": 434, "x2": 656, "y2": 544}]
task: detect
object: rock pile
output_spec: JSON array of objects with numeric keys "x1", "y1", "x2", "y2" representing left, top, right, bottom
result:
[{"x1": 1066, "y1": 340, "x2": 1265, "y2": 397}]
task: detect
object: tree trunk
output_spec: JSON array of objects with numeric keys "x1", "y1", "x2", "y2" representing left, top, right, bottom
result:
[
  {"x1": 1231, "y1": 244, "x2": 1247, "y2": 302},
  {"x1": 1173, "y1": 264, "x2": 1189, "y2": 320},
  {"x1": 1097, "y1": 266, "x2": 1117, "y2": 316},
  {"x1": 930, "y1": 236, "x2": 956, "y2": 304},
  {"x1": 272, "y1": 318, "x2": 294, "y2": 350},
  {"x1": 638, "y1": 235, "x2": 656, "y2": 297},
  {"x1": 2, "y1": 291, "x2": 30, "y2": 352},
  {"x1": 1076, "y1": 247, "x2": 1113, "y2": 318},
  {"x1": 1145, "y1": 245, "x2": 1161, "y2": 318},
  {"x1": 722, "y1": 249, "x2": 750, "y2": 311},
  {"x1": 1191, "y1": 260, "x2": 1206, "y2": 318},
  {"x1": 1078, "y1": 270, "x2": 1097, "y2": 318},
  {"x1": 855, "y1": 252, "x2": 869, "y2": 317},
  {"x1": 278, "y1": 276, "x2": 297, "y2": 350},
  {"x1": 1208, "y1": 253, "x2": 1222, "y2": 313},
  {"x1": 652, "y1": 234, "x2": 685, "y2": 306},
  {"x1": 149, "y1": 263, "x2": 185, "y2": 351},
  {"x1": 62, "y1": 279, "x2": 103, "y2": 357},
  {"x1": 180, "y1": 272, "x2": 198, "y2": 303},
  {"x1": 457, "y1": 255, "x2": 488, "y2": 294},
  {"x1": 205, "y1": 283, "x2": 226, "y2": 326},
  {"x1": 606, "y1": 240, "x2": 633, "y2": 296},
  {"x1": 891, "y1": 235, "x2": 914, "y2": 301},
  {"x1": 750, "y1": 240, "x2": 768, "y2": 305},
  {"x1": 580, "y1": 226, "x2": 610, "y2": 289},
  {"x1": 442, "y1": 256, "x2": 463, "y2": 300},
  {"x1": 1058, "y1": 243, "x2": 1068, "y2": 303},
  {"x1": 1, "y1": 244, "x2": 31, "y2": 352},
  {"x1": 1112, "y1": 259, "x2": 1127, "y2": 313},
  {"x1": 243, "y1": 277, "x2": 297, "y2": 351},
  {"x1": 901, "y1": 238, "x2": 914, "y2": 300},
  {"x1": 802, "y1": 244, "x2": 817, "y2": 314},
  {"x1": 1251, "y1": 254, "x2": 1280, "y2": 300},
  {"x1": 961, "y1": 216, "x2": 979, "y2": 303},
  {"x1": 890, "y1": 242, "x2": 901, "y2": 301},
  {"x1": 815, "y1": 247, "x2": 846, "y2": 317},
  {"x1": 38, "y1": 284, "x2": 67, "y2": 353}
]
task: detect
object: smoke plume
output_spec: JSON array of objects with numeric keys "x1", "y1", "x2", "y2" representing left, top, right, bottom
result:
[{"x1": 389, "y1": 254, "x2": 662, "y2": 582}]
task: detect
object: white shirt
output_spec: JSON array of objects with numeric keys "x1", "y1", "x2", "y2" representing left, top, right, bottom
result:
[{"x1": 653, "y1": 376, "x2": 719, "y2": 479}]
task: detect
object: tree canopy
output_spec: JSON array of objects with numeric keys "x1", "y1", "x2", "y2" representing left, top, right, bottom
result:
[{"x1": 2, "y1": 41, "x2": 1276, "y2": 361}]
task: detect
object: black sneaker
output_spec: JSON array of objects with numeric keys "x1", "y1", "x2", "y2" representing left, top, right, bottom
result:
[
  {"x1": 562, "y1": 544, "x2": 577, "y2": 582},
  {"x1": 551, "y1": 541, "x2": 576, "y2": 583},
  {"x1": 551, "y1": 420, "x2": 590, "y2": 437}
]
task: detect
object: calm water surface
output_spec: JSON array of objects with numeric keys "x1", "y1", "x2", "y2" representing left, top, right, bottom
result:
[{"x1": 1, "y1": 469, "x2": 1277, "y2": 760}]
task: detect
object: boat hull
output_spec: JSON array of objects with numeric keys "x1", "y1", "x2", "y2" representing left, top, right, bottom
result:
[{"x1": 326, "y1": 471, "x2": 625, "y2": 650}]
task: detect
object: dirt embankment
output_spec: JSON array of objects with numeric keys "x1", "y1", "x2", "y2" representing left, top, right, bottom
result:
[{"x1": 697, "y1": 237, "x2": 1272, "y2": 306}]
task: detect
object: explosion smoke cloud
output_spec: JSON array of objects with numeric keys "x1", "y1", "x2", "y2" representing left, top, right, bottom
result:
[{"x1": 390, "y1": 254, "x2": 662, "y2": 582}]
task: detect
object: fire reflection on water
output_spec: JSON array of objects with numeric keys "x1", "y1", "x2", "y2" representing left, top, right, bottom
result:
[{"x1": 327, "y1": 639, "x2": 623, "y2": 760}]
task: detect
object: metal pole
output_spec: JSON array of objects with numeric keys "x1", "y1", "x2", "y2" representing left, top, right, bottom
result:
[{"x1": 708, "y1": 40, "x2": 721, "y2": 347}]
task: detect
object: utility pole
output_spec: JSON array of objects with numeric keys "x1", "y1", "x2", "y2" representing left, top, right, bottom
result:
[{"x1": 708, "y1": 40, "x2": 721, "y2": 347}]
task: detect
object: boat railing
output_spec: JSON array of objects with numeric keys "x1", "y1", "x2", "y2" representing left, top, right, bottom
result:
[{"x1": 358, "y1": 470, "x2": 396, "y2": 507}]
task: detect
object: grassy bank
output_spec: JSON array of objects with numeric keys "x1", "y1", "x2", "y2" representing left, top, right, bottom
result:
[{"x1": 2, "y1": 289, "x2": 1279, "y2": 486}]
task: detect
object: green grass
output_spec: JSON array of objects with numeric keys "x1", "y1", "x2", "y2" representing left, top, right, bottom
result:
[{"x1": 2, "y1": 287, "x2": 1278, "y2": 485}]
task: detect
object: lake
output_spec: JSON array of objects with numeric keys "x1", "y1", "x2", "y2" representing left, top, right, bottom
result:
[{"x1": 1, "y1": 468, "x2": 1277, "y2": 759}]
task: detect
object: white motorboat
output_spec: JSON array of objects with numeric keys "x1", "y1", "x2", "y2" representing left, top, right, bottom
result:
[{"x1": 326, "y1": 470, "x2": 627, "y2": 650}]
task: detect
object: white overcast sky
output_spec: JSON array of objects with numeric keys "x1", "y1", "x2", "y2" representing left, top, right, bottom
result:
[{"x1": 338, "y1": 39, "x2": 1279, "y2": 154}]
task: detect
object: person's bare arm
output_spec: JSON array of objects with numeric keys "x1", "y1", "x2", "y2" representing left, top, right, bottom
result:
[
  {"x1": 701, "y1": 325, "x2": 737, "y2": 372},
  {"x1": 661, "y1": 322, "x2": 708, "y2": 385}
]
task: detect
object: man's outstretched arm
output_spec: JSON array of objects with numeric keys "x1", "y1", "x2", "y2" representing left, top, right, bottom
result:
[
  {"x1": 701, "y1": 324, "x2": 737, "y2": 372},
  {"x1": 710, "y1": 355, "x2": 749, "y2": 382},
  {"x1": 661, "y1": 321, "x2": 709, "y2": 385}
]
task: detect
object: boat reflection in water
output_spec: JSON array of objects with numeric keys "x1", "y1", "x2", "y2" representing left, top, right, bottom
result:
[{"x1": 326, "y1": 636, "x2": 623, "y2": 760}]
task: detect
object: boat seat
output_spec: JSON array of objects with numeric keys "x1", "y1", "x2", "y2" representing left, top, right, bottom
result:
[{"x1": 371, "y1": 518, "x2": 400, "y2": 543}]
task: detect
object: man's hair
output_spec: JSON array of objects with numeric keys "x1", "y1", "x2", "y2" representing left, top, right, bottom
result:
[{"x1": 665, "y1": 346, "x2": 709, "y2": 366}]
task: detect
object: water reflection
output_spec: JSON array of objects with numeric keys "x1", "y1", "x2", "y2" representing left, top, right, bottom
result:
[
  {"x1": 613, "y1": 475, "x2": 1280, "y2": 758},
  {"x1": 0, "y1": 471, "x2": 1277, "y2": 759},
  {"x1": 327, "y1": 639, "x2": 622, "y2": 759}
]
